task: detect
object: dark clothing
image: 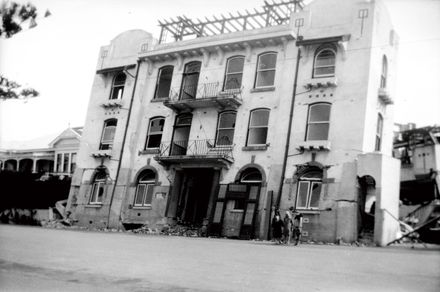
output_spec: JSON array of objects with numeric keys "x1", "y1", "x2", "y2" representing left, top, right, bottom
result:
[{"x1": 272, "y1": 217, "x2": 284, "y2": 240}]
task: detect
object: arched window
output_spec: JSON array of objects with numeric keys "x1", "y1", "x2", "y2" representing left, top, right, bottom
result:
[
  {"x1": 306, "y1": 103, "x2": 331, "y2": 141},
  {"x1": 216, "y1": 111, "x2": 236, "y2": 146},
  {"x1": 100, "y1": 119, "x2": 117, "y2": 150},
  {"x1": 375, "y1": 113, "x2": 383, "y2": 151},
  {"x1": 240, "y1": 168, "x2": 262, "y2": 184},
  {"x1": 134, "y1": 169, "x2": 156, "y2": 206},
  {"x1": 246, "y1": 109, "x2": 270, "y2": 146},
  {"x1": 90, "y1": 168, "x2": 107, "y2": 204},
  {"x1": 224, "y1": 56, "x2": 244, "y2": 91},
  {"x1": 380, "y1": 56, "x2": 388, "y2": 89},
  {"x1": 154, "y1": 66, "x2": 174, "y2": 99},
  {"x1": 145, "y1": 117, "x2": 165, "y2": 149},
  {"x1": 313, "y1": 47, "x2": 336, "y2": 78},
  {"x1": 296, "y1": 169, "x2": 323, "y2": 210},
  {"x1": 180, "y1": 61, "x2": 201, "y2": 100},
  {"x1": 255, "y1": 52, "x2": 277, "y2": 88},
  {"x1": 110, "y1": 72, "x2": 126, "y2": 100}
]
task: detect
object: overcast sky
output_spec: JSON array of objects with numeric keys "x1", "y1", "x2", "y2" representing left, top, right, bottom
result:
[{"x1": 0, "y1": 0, "x2": 439, "y2": 148}]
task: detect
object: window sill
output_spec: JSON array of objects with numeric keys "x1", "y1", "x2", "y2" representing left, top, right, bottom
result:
[
  {"x1": 91, "y1": 150, "x2": 112, "y2": 158},
  {"x1": 139, "y1": 148, "x2": 160, "y2": 155},
  {"x1": 151, "y1": 97, "x2": 169, "y2": 103},
  {"x1": 132, "y1": 205, "x2": 152, "y2": 210},
  {"x1": 296, "y1": 141, "x2": 331, "y2": 151},
  {"x1": 250, "y1": 86, "x2": 275, "y2": 93},
  {"x1": 101, "y1": 100, "x2": 123, "y2": 108},
  {"x1": 85, "y1": 203, "x2": 103, "y2": 208},
  {"x1": 304, "y1": 77, "x2": 337, "y2": 89},
  {"x1": 242, "y1": 145, "x2": 268, "y2": 151},
  {"x1": 295, "y1": 209, "x2": 320, "y2": 214}
]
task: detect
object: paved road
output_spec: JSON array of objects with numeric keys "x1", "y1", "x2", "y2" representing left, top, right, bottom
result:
[{"x1": 0, "y1": 225, "x2": 439, "y2": 291}]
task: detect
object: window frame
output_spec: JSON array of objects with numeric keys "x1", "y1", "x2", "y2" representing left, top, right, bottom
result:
[
  {"x1": 99, "y1": 119, "x2": 117, "y2": 150},
  {"x1": 109, "y1": 72, "x2": 126, "y2": 100},
  {"x1": 254, "y1": 52, "x2": 277, "y2": 88},
  {"x1": 215, "y1": 111, "x2": 237, "y2": 147},
  {"x1": 375, "y1": 113, "x2": 383, "y2": 151},
  {"x1": 144, "y1": 116, "x2": 165, "y2": 149},
  {"x1": 380, "y1": 55, "x2": 388, "y2": 89},
  {"x1": 313, "y1": 47, "x2": 337, "y2": 78},
  {"x1": 246, "y1": 108, "x2": 270, "y2": 146},
  {"x1": 89, "y1": 170, "x2": 107, "y2": 205},
  {"x1": 305, "y1": 103, "x2": 331, "y2": 141},
  {"x1": 223, "y1": 56, "x2": 245, "y2": 91},
  {"x1": 295, "y1": 173, "x2": 322, "y2": 210},
  {"x1": 154, "y1": 66, "x2": 174, "y2": 99},
  {"x1": 133, "y1": 170, "x2": 156, "y2": 207},
  {"x1": 180, "y1": 61, "x2": 202, "y2": 100}
]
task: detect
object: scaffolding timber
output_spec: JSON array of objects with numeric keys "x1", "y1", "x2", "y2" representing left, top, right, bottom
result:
[{"x1": 158, "y1": 0, "x2": 306, "y2": 44}]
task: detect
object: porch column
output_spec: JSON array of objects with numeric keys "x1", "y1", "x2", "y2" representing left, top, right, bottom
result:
[
  {"x1": 67, "y1": 153, "x2": 72, "y2": 174},
  {"x1": 54, "y1": 154, "x2": 58, "y2": 173},
  {"x1": 16, "y1": 159, "x2": 20, "y2": 171},
  {"x1": 32, "y1": 159, "x2": 38, "y2": 173}
]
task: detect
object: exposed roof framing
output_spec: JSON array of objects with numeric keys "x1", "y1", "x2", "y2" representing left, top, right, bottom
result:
[{"x1": 158, "y1": 0, "x2": 305, "y2": 44}]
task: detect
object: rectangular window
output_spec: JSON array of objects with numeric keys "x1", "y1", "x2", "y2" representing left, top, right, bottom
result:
[
  {"x1": 63, "y1": 153, "x2": 69, "y2": 173},
  {"x1": 247, "y1": 109, "x2": 270, "y2": 146},
  {"x1": 375, "y1": 114, "x2": 383, "y2": 151},
  {"x1": 306, "y1": 103, "x2": 331, "y2": 141},
  {"x1": 255, "y1": 53, "x2": 277, "y2": 88},
  {"x1": 145, "y1": 117, "x2": 165, "y2": 149},
  {"x1": 56, "y1": 153, "x2": 62, "y2": 172},
  {"x1": 296, "y1": 180, "x2": 321, "y2": 210},
  {"x1": 100, "y1": 119, "x2": 117, "y2": 150},
  {"x1": 216, "y1": 112, "x2": 236, "y2": 146},
  {"x1": 70, "y1": 153, "x2": 77, "y2": 174},
  {"x1": 90, "y1": 182, "x2": 105, "y2": 204},
  {"x1": 134, "y1": 184, "x2": 154, "y2": 206},
  {"x1": 154, "y1": 66, "x2": 173, "y2": 99},
  {"x1": 224, "y1": 57, "x2": 244, "y2": 91}
]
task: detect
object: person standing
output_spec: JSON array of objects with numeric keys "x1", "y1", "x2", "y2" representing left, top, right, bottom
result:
[
  {"x1": 292, "y1": 212, "x2": 303, "y2": 246},
  {"x1": 283, "y1": 211, "x2": 293, "y2": 244},
  {"x1": 271, "y1": 210, "x2": 284, "y2": 244}
]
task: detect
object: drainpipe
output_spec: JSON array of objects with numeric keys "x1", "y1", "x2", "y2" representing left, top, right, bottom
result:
[
  {"x1": 276, "y1": 41, "x2": 302, "y2": 209},
  {"x1": 107, "y1": 58, "x2": 142, "y2": 227}
]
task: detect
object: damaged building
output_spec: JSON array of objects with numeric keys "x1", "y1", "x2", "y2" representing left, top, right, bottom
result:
[{"x1": 66, "y1": 0, "x2": 401, "y2": 246}]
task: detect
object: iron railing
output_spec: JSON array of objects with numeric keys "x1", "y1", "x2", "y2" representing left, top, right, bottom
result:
[
  {"x1": 169, "y1": 82, "x2": 242, "y2": 101},
  {"x1": 157, "y1": 139, "x2": 234, "y2": 160}
]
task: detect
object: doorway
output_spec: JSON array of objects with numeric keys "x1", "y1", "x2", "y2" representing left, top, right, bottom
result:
[{"x1": 176, "y1": 168, "x2": 215, "y2": 225}]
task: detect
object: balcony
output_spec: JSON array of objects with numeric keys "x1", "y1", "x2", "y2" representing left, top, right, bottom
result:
[
  {"x1": 154, "y1": 139, "x2": 234, "y2": 167},
  {"x1": 163, "y1": 82, "x2": 242, "y2": 112}
]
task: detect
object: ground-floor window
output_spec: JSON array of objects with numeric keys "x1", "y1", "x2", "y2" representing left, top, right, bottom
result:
[
  {"x1": 134, "y1": 170, "x2": 155, "y2": 207},
  {"x1": 89, "y1": 168, "x2": 107, "y2": 204},
  {"x1": 296, "y1": 169, "x2": 323, "y2": 210}
]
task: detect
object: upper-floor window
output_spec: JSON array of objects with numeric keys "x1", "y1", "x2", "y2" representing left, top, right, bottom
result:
[
  {"x1": 90, "y1": 168, "x2": 107, "y2": 204},
  {"x1": 216, "y1": 111, "x2": 236, "y2": 146},
  {"x1": 180, "y1": 61, "x2": 201, "y2": 100},
  {"x1": 134, "y1": 169, "x2": 155, "y2": 207},
  {"x1": 306, "y1": 103, "x2": 331, "y2": 141},
  {"x1": 246, "y1": 109, "x2": 270, "y2": 146},
  {"x1": 313, "y1": 47, "x2": 336, "y2": 78},
  {"x1": 145, "y1": 117, "x2": 165, "y2": 149},
  {"x1": 154, "y1": 66, "x2": 173, "y2": 99},
  {"x1": 380, "y1": 55, "x2": 388, "y2": 89},
  {"x1": 224, "y1": 56, "x2": 244, "y2": 91},
  {"x1": 110, "y1": 72, "x2": 126, "y2": 100},
  {"x1": 99, "y1": 119, "x2": 117, "y2": 150},
  {"x1": 296, "y1": 169, "x2": 322, "y2": 210},
  {"x1": 255, "y1": 52, "x2": 277, "y2": 88},
  {"x1": 375, "y1": 113, "x2": 383, "y2": 151}
]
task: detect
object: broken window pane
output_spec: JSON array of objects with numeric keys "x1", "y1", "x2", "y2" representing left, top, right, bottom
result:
[
  {"x1": 110, "y1": 72, "x2": 126, "y2": 100},
  {"x1": 309, "y1": 182, "x2": 321, "y2": 209},
  {"x1": 155, "y1": 66, "x2": 173, "y2": 99},
  {"x1": 144, "y1": 184, "x2": 154, "y2": 205},
  {"x1": 296, "y1": 181, "x2": 309, "y2": 209},
  {"x1": 135, "y1": 184, "x2": 146, "y2": 206}
]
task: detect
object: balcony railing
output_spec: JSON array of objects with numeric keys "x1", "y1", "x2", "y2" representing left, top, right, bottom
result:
[
  {"x1": 155, "y1": 139, "x2": 234, "y2": 166},
  {"x1": 164, "y1": 82, "x2": 242, "y2": 112}
]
